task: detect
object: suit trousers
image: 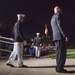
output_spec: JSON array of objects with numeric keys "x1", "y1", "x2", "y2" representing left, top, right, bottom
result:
[
  {"x1": 34, "y1": 46, "x2": 41, "y2": 57},
  {"x1": 54, "y1": 39, "x2": 66, "y2": 71},
  {"x1": 7, "y1": 42, "x2": 23, "y2": 66}
]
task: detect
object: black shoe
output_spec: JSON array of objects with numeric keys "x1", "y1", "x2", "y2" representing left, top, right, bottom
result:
[
  {"x1": 19, "y1": 65, "x2": 28, "y2": 68},
  {"x1": 36, "y1": 57, "x2": 38, "y2": 58},
  {"x1": 6, "y1": 63, "x2": 15, "y2": 67},
  {"x1": 36, "y1": 57, "x2": 40, "y2": 58},
  {"x1": 56, "y1": 69, "x2": 68, "y2": 73}
]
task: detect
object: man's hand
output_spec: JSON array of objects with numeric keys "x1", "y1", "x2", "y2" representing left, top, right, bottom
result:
[
  {"x1": 65, "y1": 37, "x2": 69, "y2": 42},
  {"x1": 23, "y1": 40, "x2": 27, "y2": 45}
]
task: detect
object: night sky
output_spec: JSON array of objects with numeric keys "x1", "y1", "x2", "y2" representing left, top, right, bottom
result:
[{"x1": 0, "y1": 0, "x2": 75, "y2": 44}]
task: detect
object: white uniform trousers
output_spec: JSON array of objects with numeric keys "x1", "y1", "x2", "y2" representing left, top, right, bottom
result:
[
  {"x1": 7, "y1": 42, "x2": 23, "y2": 66},
  {"x1": 34, "y1": 46, "x2": 41, "y2": 58}
]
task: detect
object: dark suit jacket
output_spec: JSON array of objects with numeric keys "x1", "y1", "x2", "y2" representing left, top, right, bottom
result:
[
  {"x1": 51, "y1": 13, "x2": 66, "y2": 41},
  {"x1": 12, "y1": 21, "x2": 24, "y2": 42},
  {"x1": 33, "y1": 37, "x2": 42, "y2": 47}
]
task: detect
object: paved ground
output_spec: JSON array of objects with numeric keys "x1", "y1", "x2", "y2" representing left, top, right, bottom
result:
[{"x1": 0, "y1": 57, "x2": 75, "y2": 75}]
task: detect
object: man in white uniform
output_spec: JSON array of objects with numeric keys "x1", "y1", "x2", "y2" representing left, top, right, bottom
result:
[
  {"x1": 33, "y1": 33, "x2": 42, "y2": 58},
  {"x1": 6, "y1": 14, "x2": 27, "y2": 67}
]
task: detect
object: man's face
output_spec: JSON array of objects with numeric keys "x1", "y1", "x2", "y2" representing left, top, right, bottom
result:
[
  {"x1": 57, "y1": 8, "x2": 62, "y2": 14},
  {"x1": 54, "y1": 6, "x2": 62, "y2": 14},
  {"x1": 20, "y1": 17, "x2": 24, "y2": 22},
  {"x1": 17, "y1": 16, "x2": 25, "y2": 22},
  {"x1": 37, "y1": 34, "x2": 40, "y2": 37},
  {"x1": 19, "y1": 17, "x2": 24, "y2": 22}
]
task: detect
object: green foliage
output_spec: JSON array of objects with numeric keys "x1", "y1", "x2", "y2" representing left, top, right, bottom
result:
[
  {"x1": 47, "y1": 49, "x2": 75, "y2": 59},
  {"x1": 67, "y1": 49, "x2": 75, "y2": 58}
]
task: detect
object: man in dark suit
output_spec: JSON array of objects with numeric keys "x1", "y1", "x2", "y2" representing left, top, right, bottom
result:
[
  {"x1": 6, "y1": 14, "x2": 27, "y2": 67},
  {"x1": 51, "y1": 6, "x2": 68, "y2": 73}
]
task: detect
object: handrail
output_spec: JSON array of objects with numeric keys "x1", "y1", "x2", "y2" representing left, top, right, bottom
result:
[{"x1": 0, "y1": 36, "x2": 13, "y2": 41}]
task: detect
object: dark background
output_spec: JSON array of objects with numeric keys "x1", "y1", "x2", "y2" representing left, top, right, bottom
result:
[{"x1": 0, "y1": 0, "x2": 75, "y2": 45}]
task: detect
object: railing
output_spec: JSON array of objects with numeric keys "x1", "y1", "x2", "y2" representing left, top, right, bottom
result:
[{"x1": 0, "y1": 36, "x2": 13, "y2": 58}]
